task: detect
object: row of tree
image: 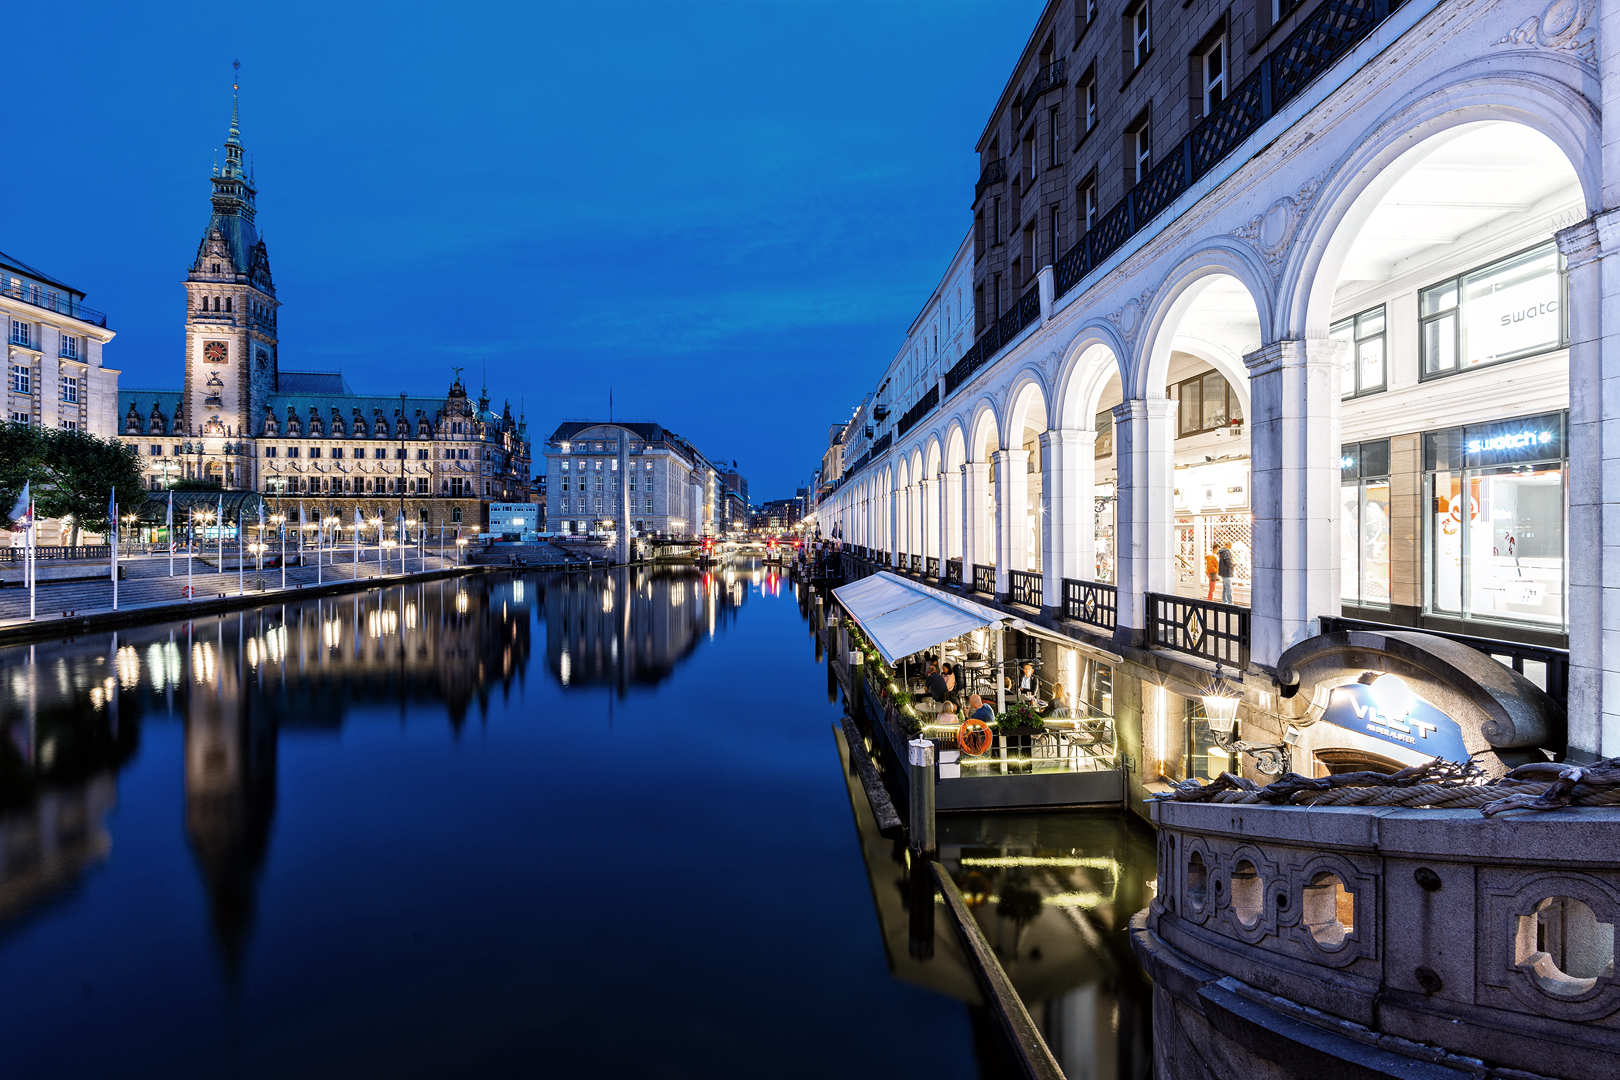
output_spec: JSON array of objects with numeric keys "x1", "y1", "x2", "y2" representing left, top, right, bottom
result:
[{"x1": 0, "y1": 421, "x2": 146, "y2": 544}]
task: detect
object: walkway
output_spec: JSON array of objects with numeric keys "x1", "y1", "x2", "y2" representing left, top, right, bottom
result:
[{"x1": 0, "y1": 547, "x2": 462, "y2": 629}]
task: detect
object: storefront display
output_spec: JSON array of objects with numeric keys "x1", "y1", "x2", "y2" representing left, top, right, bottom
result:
[
  {"x1": 1340, "y1": 440, "x2": 1391, "y2": 607},
  {"x1": 1173, "y1": 458, "x2": 1251, "y2": 602},
  {"x1": 1425, "y1": 412, "x2": 1567, "y2": 629},
  {"x1": 1332, "y1": 304, "x2": 1387, "y2": 398}
]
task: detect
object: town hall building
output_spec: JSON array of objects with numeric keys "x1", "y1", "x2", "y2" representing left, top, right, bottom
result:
[{"x1": 118, "y1": 80, "x2": 531, "y2": 530}]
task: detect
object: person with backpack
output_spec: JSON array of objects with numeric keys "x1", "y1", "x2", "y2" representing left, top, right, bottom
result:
[
  {"x1": 1218, "y1": 542, "x2": 1235, "y2": 604},
  {"x1": 1204, "y1": 544, "x2": 1220, "y2": 600}
]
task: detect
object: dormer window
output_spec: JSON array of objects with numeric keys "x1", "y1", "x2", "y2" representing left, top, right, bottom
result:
[{"x1": 211, "y1": 263, "x2": 221, "y2": 274}]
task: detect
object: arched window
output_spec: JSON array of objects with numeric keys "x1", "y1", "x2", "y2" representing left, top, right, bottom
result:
[
  {"x1": 224, "y1": 297, "x2": 232, "y2": 313},
  {"x1": 213, "y1": 296, "x2": 221, "y2": 312}
]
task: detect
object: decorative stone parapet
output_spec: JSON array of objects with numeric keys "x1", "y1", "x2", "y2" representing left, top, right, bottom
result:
[{"x1": 1132, "y1": 800, "x2": 1620, "y2": 1078}]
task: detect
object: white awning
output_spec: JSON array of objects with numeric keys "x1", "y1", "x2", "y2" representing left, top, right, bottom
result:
[{"x1": 832, "y1": 572, "x2": 1005, "y2": 666}]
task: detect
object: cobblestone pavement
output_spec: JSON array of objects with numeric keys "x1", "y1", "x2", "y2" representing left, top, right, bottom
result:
[{"x1": 0, "y1": 547, "x2": 462, "y2": 628}]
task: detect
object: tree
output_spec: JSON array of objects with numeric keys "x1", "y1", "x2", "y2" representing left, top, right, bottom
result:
[
  {"x1": 31, "y1": 428, "x2": 146, "y2": 545},
  {"x1": 0, "y1": 421, "x2": 47, "y2": 528}
]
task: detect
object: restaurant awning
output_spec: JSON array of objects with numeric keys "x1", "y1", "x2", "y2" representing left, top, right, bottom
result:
[{"x1": 832, "y1": 572, "x2": 1006, "y2": 667}]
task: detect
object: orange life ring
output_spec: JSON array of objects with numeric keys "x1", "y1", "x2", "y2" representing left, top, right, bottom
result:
[{"x1": 957, "y1": 717, "x2": 993, "y2": 757}]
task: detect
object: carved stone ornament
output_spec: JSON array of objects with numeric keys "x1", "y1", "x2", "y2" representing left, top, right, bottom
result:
[
  {"x1": 1493, "y1": 0, "x2": 1597, "y2": 72},
  {"x1": 1106, "y1": 287, "x2": 1157, "y2": 346},
  {"x1": 1230, "y1": 171, "x2": 1328, "y2": 279}
]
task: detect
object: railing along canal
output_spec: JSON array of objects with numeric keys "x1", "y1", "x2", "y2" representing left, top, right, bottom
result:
[
  {"x1": 926, "y1": 556, "x2": 939, "y2": 579},
  {"x1": 1147, "y1": 591, "x2": 1250, "y2": 669},
  {"x1": 1008, "y1": 569, "x2": 1041, "y2": 609},
  {"x1": 972, "y1": 564, "x2": 995, "y2": 596},
  {"x1": 0, "y1": 545, "x2": 112, "y2": 562},
  {"x1": 1062, "y1": 578, "x2": 1117, "y2": 633},
  {"x1": 946, "y1": 559, "x2": 963, "y2": 586}
]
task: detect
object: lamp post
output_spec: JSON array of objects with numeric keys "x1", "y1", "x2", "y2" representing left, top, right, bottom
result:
[
  {"x1": 1201, "y1": 670, "x2": 1290, "y2": 776},
  {"x1": 455, "y1": 535, "x2": 467, "y2": 568},
  {"x1": 270, "y1": 513, "x2": 286, "y2": 589}
]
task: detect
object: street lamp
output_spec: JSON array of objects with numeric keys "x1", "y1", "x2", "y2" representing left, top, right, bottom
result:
[{"x1": 455, "y1": 535, "x2": 468, "y2": 568}]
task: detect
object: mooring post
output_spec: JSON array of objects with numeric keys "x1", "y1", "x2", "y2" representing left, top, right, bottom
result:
[{"x1": 908, "y1": 738, "x2": 936, "y2": 856}]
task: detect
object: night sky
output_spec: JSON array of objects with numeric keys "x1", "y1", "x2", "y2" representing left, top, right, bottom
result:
[{"x1": 4, "y1": 1, "x2": 1040, "y2": 499}]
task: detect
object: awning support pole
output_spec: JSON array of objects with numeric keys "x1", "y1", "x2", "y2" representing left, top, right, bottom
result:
[{"x1": 996, "y1": 624, "x2": 1006, "y2": 714}]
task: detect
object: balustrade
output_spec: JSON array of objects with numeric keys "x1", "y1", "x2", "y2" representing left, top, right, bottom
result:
[
  {"x1": 1147, "y1": 592, "x2": 1250, "y2": 669},
  {"x1": 1062, "y1": 578, "x2": 1117, "y2": 632},
  {"x1": 972, "y1": 563, "x2": 995, "y2": 596},
  {"x1": 1008, "y1": 569, "x2": 1041, "y2": 609}
]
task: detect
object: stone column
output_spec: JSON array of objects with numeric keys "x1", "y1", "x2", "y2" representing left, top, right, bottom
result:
[
  {"x1": 1040, "y1": 429, "x2": 1094, "y2": 617},
  {"x1": 919, "y1": 478, "x2": 937, "y2": 566},
  {"x1": 903, "y1": 483, "x2": 916, "y2": 559},
  {"x1": 1113, "y1": 399, "x2": 1176, "y2": 647},
  {"x1": 992, "y1": 448, "x2": 1029, "y2": 597},
  {"x1": 1558, "y1": 216, "x2": 1618, "y2": 758},
  {"x1": 961, "y1": 462, "x2": 989, "y2": 580},
  {"x1": 1245, "y1": 338, "x2": 1344, "y2": 670},
  {"x1": 940, "y1": 469, "x2": 960, "y2": 580}
]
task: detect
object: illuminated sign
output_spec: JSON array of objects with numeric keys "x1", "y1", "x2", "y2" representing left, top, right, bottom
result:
[
  {"x1": 1318, "y1": 680, "x2": 1468, "y2": 762},
  {"x1": 1466, "y1": 430, "x2": 1553, "y2": 454}
]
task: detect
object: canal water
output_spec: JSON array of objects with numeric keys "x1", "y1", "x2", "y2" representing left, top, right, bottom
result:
[{"x1": 0, "y1": 562, "x2": 1154, "y2": 1079}]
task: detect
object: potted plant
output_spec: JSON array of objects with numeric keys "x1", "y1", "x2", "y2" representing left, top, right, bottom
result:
[{"x1": 994, "y1": 700, "x2": 1045, "y2": 733}]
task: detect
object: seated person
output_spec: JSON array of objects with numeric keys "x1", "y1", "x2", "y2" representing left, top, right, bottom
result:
[
  {"x1": 1047, "y1": 680, "x2": 1072, "y2": 718},
  {"x1": 966, "y1": 693, "x2": 995, "y2": 724},
  {"x1": 1016, "y1": 662, "x2": 1038, "y2": 700},
  {"x1": 925, "y1": 664, "x2": 949, "y2": 703}
]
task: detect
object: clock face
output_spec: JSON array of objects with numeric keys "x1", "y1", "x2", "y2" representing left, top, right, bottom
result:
[
  {"x1": 203, "y1": 341, "x2": 228, "y2": 363},
  {"x1": 257, "y1": 348, "x2": 270, "y2": 367}
]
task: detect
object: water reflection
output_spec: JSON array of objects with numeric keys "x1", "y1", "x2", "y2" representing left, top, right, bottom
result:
[
  {"x1": 0, "y1": 577, "x2": 535, "y2": 960},
  {"x1": 546, "y1": 566, "x2": 751, "y2": 691},
  {"x1": 837, "y1": 722, "x2": 1157, "y2": 1080}
]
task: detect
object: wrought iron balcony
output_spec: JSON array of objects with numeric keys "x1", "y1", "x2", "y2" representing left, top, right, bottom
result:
[
  {"x1": 975, "y1": 157, "x2": 1006, "y2": 199},
  {"x1": 0, "y1": 281, "x2": 108, "y2": 329}
]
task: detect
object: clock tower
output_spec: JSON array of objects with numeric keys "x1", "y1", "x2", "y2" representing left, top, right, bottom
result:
[{"x1": 183, "y1": 66, "x2": 278, "y2": 486}]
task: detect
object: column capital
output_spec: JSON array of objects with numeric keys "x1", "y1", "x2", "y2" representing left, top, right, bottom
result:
[
  {"x1": 1554, "y1": 212, "x2": 1617, "y2": 270},
  {"x1": 1243, "y1": 337, "x2": 1345, "y2": 378},
  {"x1": 1113, "y1": 397, "x2": 1175, "y2": 423},
  {"x1": 990, "y1": 447, "x2": 1031, "y2": 466},
  {"x1": 962, "y1": 460, "x2": 990, "y2": 477},
  {"x1": 918, "y1": 476, "x2": 937, "y2": 489},
  {"x1": 1039, "y1": 427, "x2": 1096, "y2": 451}
]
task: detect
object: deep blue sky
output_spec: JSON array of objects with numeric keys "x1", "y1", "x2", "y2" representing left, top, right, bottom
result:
[{"x1": 4, "y1": 1, "x2": 1040, "y2": 499}]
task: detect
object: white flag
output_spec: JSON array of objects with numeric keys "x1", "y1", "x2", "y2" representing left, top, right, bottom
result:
[
  {"x1": 166, "y1": 490, "x2": 173, "y2": 529},
  {"x1": 8, "y1": 482, "x2": 29, "y2": 530}
]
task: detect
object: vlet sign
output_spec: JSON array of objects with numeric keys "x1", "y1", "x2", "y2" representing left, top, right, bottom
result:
[{"x1": 1319, "y1": 680, "x2": 1469, "y2": 763}]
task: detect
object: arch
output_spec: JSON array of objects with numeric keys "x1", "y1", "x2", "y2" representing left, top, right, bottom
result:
[
  {"x1": 1281, "y1": 72, "x2": 1596, "y2": 338},
  {"x1": 1053, "y1": 325, "x2": 1129, "y2": 431},
  {"x1": 967, "y1": 398, "x2": 1001, "y2": 462},
  {"x1": 909, "y1": 448, "x2": 924, "y2": 483},
  {"x1": 1004, "y1": 367, "x2": 1051, "y2": 448},
  {"x1": 944, "y1": 419, "x2": 968, "y2": 473},
  {"x1": 924, "y1": 436, "x2": 942, "y2": 477},
  {"x1": 1135, "y1": 241, "x2": 1275, "y2": 401}
]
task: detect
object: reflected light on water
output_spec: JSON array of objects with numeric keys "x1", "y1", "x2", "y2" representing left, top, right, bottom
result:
[
  {"x1": 456, "y1": 591, "x2": 469, "y2": 614},
  {"x1": 145, "y1": 642, "x2": 182, "y2": 689},
  {"x1": 192, "y1": 642, "x2": 216, "y2": 685},
  {"x1": 559, "y1": 650, "x2": 571, "y2": 685},
  {"x1": 116, "y1": 645, "x2": 141, "y2": 689},
  {"x1": 513, "y1": 581, "x2": 524, "y2": 603},
  {"x1": 405, "y1": 603, "x2": 418, "y2": 630},
  {"x1": 324, "y1": 618, "x2": 344, "y2": 649},
  {"x1": 87, "y1": 676, "x2": 118, "y2": 710}
]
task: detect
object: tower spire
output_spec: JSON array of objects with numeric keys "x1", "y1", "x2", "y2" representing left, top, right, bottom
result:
[{"x1": 228, "y1": 60, "x2": 241, "y2": 148}]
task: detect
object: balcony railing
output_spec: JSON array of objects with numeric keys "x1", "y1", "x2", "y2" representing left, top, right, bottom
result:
[
  {"x1": 1008, "y1": 569, "x2": 1042, "y2": 609},
  {"x1": 0, "y1": 281, "x2": 108, "y2": 329},
  {"x1": 1016, "y1": 58, "x2": 1066, "y2": 120},
  {"x1": 1049, "y1": 0, "x2": 1400, "y2": 308},
  {"x1": 946, "y1": 282, "x2": 1043, "y2": 396},
  {"x1": 1062, "y1": 578, "x2": 1117, "y2": 633},
  {"x1": 926, "y1": 556, "x2": 939, "y2": 578},
  {"x1": 908, "y1": 553, "x2": 921, "y2": 573},
  {"x1": 1147, "y1": 592, "x2": 1250, "y2": 669},
  {"x1": 975, "y1": 157, "x2": 1006, "y2": 198},
  {"x1": 972, "y1": 563, "x2": 995, "y2": 596},
  {"x1": 895, "y1": 384, "x2": 939, "y2": 439},
  {"x1": 946, "y1": 558, "x2": 963, "y2": 586}
]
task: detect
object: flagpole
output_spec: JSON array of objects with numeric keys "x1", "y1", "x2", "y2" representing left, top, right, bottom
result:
[
  {"x1": 316, "y1": 514, "x2": 323, "y2": 586},
  {"x1": 280, "y1": 516, "x2": 287, "y2": 590},
  {"x1": 238, "y1": 512, "x2": 245, "y2": 597},
  {"x1": 167, "y1": 491, "x2": 174, "y2": 577},
  {"x1": 28, "y1": 497, "x2": 36, "y2": 622},
  {"x1": 187, "y1": 510, "x2": 194, "y2": 599},
  {"x1": 353, "y1": 513, "x2": 360, "y2": 580},
  {"x1": 110, "y1": 492, "x2": 119, "y2": 612}
]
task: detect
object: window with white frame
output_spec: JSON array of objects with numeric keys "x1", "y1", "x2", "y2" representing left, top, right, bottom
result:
[
  {"x1": 1419, "y1": 242, "x2": 1564, "y2": 379},
  {"x1": 60, "y1": 335, "x2": 80, "y2": 360},
  {"x1": 1131, "y1": 2, "x2": 1151, "y2": 68},
  {"x1": 9, "y1": 364, "x2": 30, "y2": 395},
  {"x1": 59, "y1": 419, "x2": 78, "y2": 432},
  {"x1": 1201, "y1": 36, "x2": 1226, "y2": 114},
  {"x1": 1128, "y1": 113, "x2": 1151, "y2": 187},
  {"x1": 1331, "y1": 305, "x2": 1387, "y2": 398},
  {"x1": 1080, "y1": 173, "x2": 1097, "y2": 232},
  {"x1": 1082, "y1": 68, "x2": 1096, "y2": 133},
  {"x1": 59, "y1": 375, "x2": 78, "y2": 404},
  {"x1": 9, "y1": 411, "x2": 29, "y2": 424},
  {"x1": 10, "y1": 320, "x2": 30, "y2": 347}
]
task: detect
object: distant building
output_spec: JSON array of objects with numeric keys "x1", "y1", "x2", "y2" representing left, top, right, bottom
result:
[
  {"x1": 117, "y1": 78, "x2": 530, "y2": 532},
  {"x1": 751, "y1": 498, "x2": 802, "y2": 533},
  {"x1": 542, "y1": 420, "x2": 721, "y2": 538},
  {"x1": 2, "y1": 251, "x2": 119, "y2": 439},
  {"x1": 715, "y1": 463, "x2": 748, "y2": 536}
]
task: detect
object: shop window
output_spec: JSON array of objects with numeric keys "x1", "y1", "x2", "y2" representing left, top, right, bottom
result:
[
  {"x1": 1183, "y1": 698, "x2": 1226, "y2": 780},
  {"x1": 1340, "y1": 440, "x2": 1391, "y2": 608},
  {"x1": 1332, "y1": 304, "x2": 1386, "y2": 398},
  {"x1": 1420, "y1": 242, "x2": 1564, "y2": 379},
  {"x1": 1169, "y1": 369, "x2": 1243, "y2": 437},
  {"x1": 1425, "y1": 412, "x2": 1567, "y2": 629}
]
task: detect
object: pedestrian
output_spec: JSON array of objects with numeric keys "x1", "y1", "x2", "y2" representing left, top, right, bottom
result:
[
  {"x1": 1218, "y1": 542, "x2": 1235, "y2": 604},
  {"x1": 1204, "y1": 544, "x2": 1220, "y2": 600}
]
